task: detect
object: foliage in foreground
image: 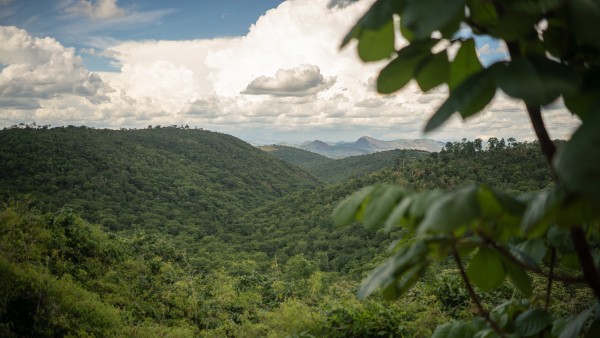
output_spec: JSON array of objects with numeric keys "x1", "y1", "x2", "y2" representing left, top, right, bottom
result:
[{"x1": 338, "y1": 0, "x2": 600, "y2": 337}]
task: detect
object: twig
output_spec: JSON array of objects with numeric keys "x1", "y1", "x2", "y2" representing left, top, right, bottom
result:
[
  {"x1": 570, "y1": 228, "x2": 600, "y2": 301},
  {"x1": 451, "y1": 243, "x2": 507, "y2": 338},
  {"x1": 545, "y1": 246, "x2": 556, "y2": 310},
  {"x1": 473, "y1": 235, "x2": 585, "y2": 284}
]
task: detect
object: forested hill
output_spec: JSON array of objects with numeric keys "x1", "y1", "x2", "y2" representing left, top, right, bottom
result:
[
  {"x1": 259, "y1": 145, "x2": 430, "y2": 184},
  {"x1": 0, "y1": 126, "x2": 319, "y2": 234}
]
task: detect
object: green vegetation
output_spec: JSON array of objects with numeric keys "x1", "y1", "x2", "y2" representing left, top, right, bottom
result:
[
  {"x1": 338, "y1": 0, "x2": 600, "y2": 337},
  {"x1": 0, "y1": 126, "x2": 318, "y2": 236},
  {"x1": 0, "y1": 123, "x2": 573, "y2": 336}
]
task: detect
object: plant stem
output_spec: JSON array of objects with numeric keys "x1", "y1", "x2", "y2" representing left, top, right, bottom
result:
[
  {"x1": 545, "y1": 246, "x2": 556, "y2": 310},
  {"x1": 474, "y1": 235, "x2": 584, "y2": 284},
  {"x1": 452, "y1": 244, "x2": 507, "y2": 338},
  {"x1": 506, "y1": 41, "x2": 600, "y2": 303},
  {"x1": 570, "y1": 227, "x2": 600, "y2": 301}
]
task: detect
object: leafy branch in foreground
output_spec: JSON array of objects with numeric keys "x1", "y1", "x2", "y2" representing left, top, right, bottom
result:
[{"x1": 337, "y1": 0, "x2": 600, "y2": 337}]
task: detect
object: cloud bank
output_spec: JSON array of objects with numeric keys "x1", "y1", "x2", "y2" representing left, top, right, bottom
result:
[{"x1": 0, "y1": 0, "x2": 580, "y2": 144}]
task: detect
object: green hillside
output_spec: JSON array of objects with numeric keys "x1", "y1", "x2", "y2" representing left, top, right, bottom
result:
[
  {"x1": 1, "y1": 128, "x2": 576, "y2": 337},
  {"x1": 257, "y1": 144, "x2": 333, "y2": 172},
  {"x1": 305, "y1": 149, "x2": 430, "y2": 184},
  {"x1": 0, "y1": 126, "x2": 319, "y2": 236}
]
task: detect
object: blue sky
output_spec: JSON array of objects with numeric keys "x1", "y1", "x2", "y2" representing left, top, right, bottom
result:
[
  {"x1": 1, "y1": 0, "x2": 284, "y2": 71},
  {"x1": 0, "y1": 0, "x2": 578, "y2": 144}
]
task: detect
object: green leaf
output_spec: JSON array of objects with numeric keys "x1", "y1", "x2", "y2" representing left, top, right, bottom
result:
[
  {"x1": 559, "y1": 305, "x2": 596, "y2": 338},
  {"x1": 418, "y1": 185, "x2": 480, "y2": 234},
  {"x1": 467, "y1": 247, "x2": 506, "y2": 291},
  {"x1": 568, "y1": 0, "x2": 600, "y2": 50},
  {"x1": 401, "y1": 0, "x2": 465, "y2": 40},
  {"x1": 382, "y1": 261, "x2": 427, "y2": 299},
  {"x1": 425, "y1": 68, "x2": 496, "y2": 132},
  {"x1": 449, "y1": 39, "x2": 482, "y2": 90},
  {"x1": 584, "y1": 318, "x2": 600, "y2": 338},
  {"x1": 503, "y1": 258, "x2": 532, "y2": 297},
  {"x1": 332, "y1": 186, "x2": 375, "y2": 227},
  {"x1": 553, "y1": 103, "x2": 600, "y2": 203},
  {"x1": 468, "y1": 0, "x2": 498, "y2": 29},
  {"x1": 431, "y1": 322, "x2": 475, "y2": 338},
  {"x1": 514, "y1": 239, "x2": 547, "y2": 266},
  {"x1": 384, "y1": 195, "x2": 413, "y2": 232},
  {"x1": 341, "y1": 0, "x2": 405, "y2": 47},
  {"x1": 362, "y1": 185, "x2": 406, "y2": 230},
  {"x1": 515, "y1": 309, "x2": 553, "y2": 336},
  {"x1": 358, "y1": 241, "x2": 428, "y2": 299},
  {"x1": 357, "y1": 20, "x2": 396, "y2": 62},
  {"x1": 377, "y1": 40, "x2": 437, "y2": 94},
  {"x1": 495, "y1": 57, "x2": 580, "y2": 106},
  {"x1": 477, "y1": 185, "x2": 503, "y2": 218},
  {"x1": 505, "y1": 0, "x2": 564, "y2": 14},
  {"x1": 415, "y1": 51, "x2": 450, "y2": 92},
  {"x1": 521, "y1": 186, "x2": 565, "y2": 234}
]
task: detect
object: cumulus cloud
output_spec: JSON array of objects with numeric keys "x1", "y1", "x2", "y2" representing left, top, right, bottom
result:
[
  {"x1": 0, "y1": 26, "x2": 108, "y2": 106},
  {"x1": 242, "y1": 64, "x2": 335, "y2": 97},
  {"x1": 66, "y1": 0, "x2": 125, "y2": 20},
  {"x1": 0, "y1": 0, "x2": 581, "y2": 144}
]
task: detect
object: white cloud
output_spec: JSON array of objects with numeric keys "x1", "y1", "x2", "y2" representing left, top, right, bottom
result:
[
  {"x1": 0, "y1": 26, "x2": 109, "y2": 107},
  {"x1": 0, "y1": 0, "x2": 581, "y2": 144},
  {"x1": 242, "y1": 64, "x2": 335, "y2": 97},
  {"x1": 66, "y1": 0, "x2": 125, "y2": 20}
]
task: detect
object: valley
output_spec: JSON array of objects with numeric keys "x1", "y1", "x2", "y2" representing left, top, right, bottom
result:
[{"x1": 0, "y1": 126, "x2": 586, "y2": 337}]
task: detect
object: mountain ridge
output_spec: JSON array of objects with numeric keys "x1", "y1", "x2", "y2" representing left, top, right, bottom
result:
[{"x1": 299, "y1": 136, "x2": 444, "y2": 158}]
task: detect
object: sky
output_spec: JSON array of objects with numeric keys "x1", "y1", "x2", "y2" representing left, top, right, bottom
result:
[{"x1": 0, "y1": 0, "x2": 580, "y2": 144}]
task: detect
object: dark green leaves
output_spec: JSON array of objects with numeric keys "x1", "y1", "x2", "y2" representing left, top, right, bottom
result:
[
  {"x1": 362, "y1": 185, "x2": 406, "y2": 230},
  {"x1": 332, "y1": 186, "x2": 375, "y2": 227},
  {"x1": 424, "y1": 68, "x2": 496, "y2": 132},
  {"x1": 495, "y1": 57, "x2": 580, "y2": 106},
  {"x1": 418, "y1": 185, "x2": 479, "y2": 234},
  {"x1": 467, "y1": 247, "x2": 506, "y2": 291},
  {"x1": 358, "y1": 241, "x2": 428, "y2": 299},
  {"x1": 377, "y1": 40, "x2": 438, "y2": 94},
  {"x1": 431, "y1": 322, "x2": 474, "y2": 338},
  {"x1": 449, "y1": 39, "x2": 482, "y2": 90},
  {"x1": 341, "y1": 0, "x2": 405, "y2": 62},
  {"x1": 515, "y1": 309, "x2": 553, "y2": 336},
  {"x1": 415, "y1": 51, "x2": 450, "y2": 92},
  {"x1": 554, "y1": 103, "x2": 600, "y2": 202},
  {"x1": 504, "y1": 258, "x2": 533, "y2": 296},
  {"x1": 357, "y1": 20, "x2": 396, "y2": 62},
  {"x1": 401, "y1": 0, "x2": 465, "y2": 40}
]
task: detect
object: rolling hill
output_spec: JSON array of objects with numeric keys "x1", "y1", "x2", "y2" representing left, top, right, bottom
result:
[{"x1": 0, "y1": 126, "x2": 319, "y2": 235}]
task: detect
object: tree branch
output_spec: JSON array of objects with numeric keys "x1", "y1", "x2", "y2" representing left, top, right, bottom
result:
[
  {"x1": 570, "y1": 228, "x2": 600, "y2": 301},
  {"x1": 506, "y1": 41, "x2": 600, "y2": 302},
  {"x1": 452, "y1": 243, "x2": 507, "y2": 338},
  {"x1": 545, "y1": 246, "x2": 556, "y2": 310},
  {"x1": 473, "y1": 235, "x2": 585, "y2": 284}
]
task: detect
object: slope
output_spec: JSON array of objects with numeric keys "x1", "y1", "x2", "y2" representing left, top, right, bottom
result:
[
  {"x1": 257, "y1": 144, "x2": 333, "y2": 172},
  {"x1": 0, "y1": 126, "x2": 320, "y2": 235}
]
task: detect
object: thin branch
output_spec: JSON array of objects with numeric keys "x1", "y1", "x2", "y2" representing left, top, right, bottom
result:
[
  {"x1": 570, "y1": 228, "x2": 600, "y2": 301},
  {"x1": 506, "y1": 41, "x2": 600, "y2": 302},
  {"x1": 473, "y1": 235, "x2": 585, "y2": 284},
  {"x1": 452, "y1": 243, "x2": 507, "y2": 338},
  {"x1": 545, "y1": 246, "x2": 556, "y2": 310}
]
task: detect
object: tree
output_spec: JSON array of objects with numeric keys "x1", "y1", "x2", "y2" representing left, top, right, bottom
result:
[{"x1": 335, "y1": 0, "x2": 600, "y2": 337}]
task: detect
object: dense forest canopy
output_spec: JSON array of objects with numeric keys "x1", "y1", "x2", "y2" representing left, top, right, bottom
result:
[{"x1": 1, "y1": 125, "x2": 577, "y2": 337}]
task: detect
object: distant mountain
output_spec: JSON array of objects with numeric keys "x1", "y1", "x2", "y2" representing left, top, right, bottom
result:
[{"x1": 299, "y1": 136, "x2": 444, "y2": 158}]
